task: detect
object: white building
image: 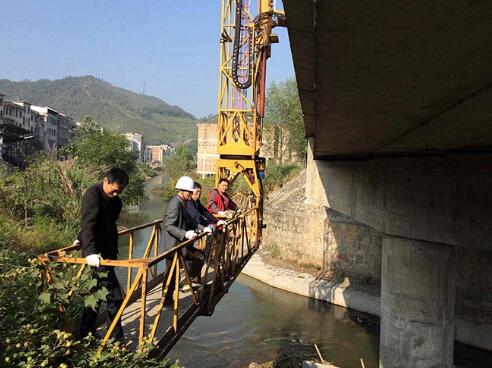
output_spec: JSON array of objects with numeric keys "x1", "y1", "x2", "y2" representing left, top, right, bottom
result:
[
  {"x1": 30, "y1": 105, "x2": 61, "y2": 150},
  {"x1": 124, "y1": 132, "x2": 145, "y2": 162}
]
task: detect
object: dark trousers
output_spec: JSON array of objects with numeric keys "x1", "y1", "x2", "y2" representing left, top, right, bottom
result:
[{"x1": 80, "y1": 266, "x2": 124, "y2": 340}]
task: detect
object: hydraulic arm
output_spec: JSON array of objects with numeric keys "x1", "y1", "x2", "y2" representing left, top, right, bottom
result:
[{"x1": 216, "y1": 0, "x2": 285, "y2": 241}]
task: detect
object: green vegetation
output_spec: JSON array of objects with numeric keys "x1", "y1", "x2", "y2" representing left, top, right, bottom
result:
[
  {"x1": 0, "y1": 249, "x2": 178, "y2": 368},
  {"x1": 0, "y1": 76, "x2": 197, "y2": 145},
  {"x1": 0, "y1": 126, "x2": 172, "y2": 367},
  {"x1": 265, "y1": 77, "x2": 307, "y2": 160},
  {"x1": 158, "y1": 145, "x2": 214, "y2": 199}
]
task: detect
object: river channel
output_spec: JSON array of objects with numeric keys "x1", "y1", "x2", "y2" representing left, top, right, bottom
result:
[
  {"x1": 118, "y1": 175, "x2": 492, "y2": 368},
  {"x1": 118, "y1": 175, "x2": 380, "y2": 368},
  {"x1": 118, "y1": 176, "x2": 492, "y2": 368}
]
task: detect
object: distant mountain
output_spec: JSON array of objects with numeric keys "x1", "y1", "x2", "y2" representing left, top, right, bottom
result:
[{"x1": 0, "y1": 76, "x2": 197, "y2": 145}]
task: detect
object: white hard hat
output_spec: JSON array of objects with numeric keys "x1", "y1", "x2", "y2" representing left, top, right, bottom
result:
[{"x1": 175, "y1": 176, "x2": 194, "y2": 192}]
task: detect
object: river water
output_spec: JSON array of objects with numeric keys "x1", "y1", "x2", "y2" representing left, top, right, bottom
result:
[{"x1": 118, "y1": 175, "x2": 380, "y2": 368}]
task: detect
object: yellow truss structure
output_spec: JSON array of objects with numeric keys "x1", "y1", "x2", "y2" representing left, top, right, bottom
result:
[{"x1": 216, "y1": 0, "x2": 282, "y2": 240}]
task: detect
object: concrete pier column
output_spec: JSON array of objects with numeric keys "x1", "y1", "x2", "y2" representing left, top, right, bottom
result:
[{"x1": 380, "y1": 236, "x2": 456, "y2": 368}]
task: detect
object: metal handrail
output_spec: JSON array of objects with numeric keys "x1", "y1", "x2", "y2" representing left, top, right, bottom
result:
[{"x1": 38, "y1": 206, "x2": 261, "y2": 354}]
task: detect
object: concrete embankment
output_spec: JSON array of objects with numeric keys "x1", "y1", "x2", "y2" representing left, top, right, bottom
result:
[
  {"x1": 242, "y1": 252, "x2": 492, "y2": 352},
  {"x1": 242, "y1": 253, "x2": 380, "y2": 316}
]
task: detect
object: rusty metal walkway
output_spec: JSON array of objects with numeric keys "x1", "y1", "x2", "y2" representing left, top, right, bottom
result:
[{"x1": 38, "y1": 207, "x2": 260, "y2": 357}]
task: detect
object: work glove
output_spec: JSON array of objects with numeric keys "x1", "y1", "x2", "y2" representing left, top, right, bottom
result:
[
  {"x1": 72, "y1": 238, "x2": 81, "y2": 247},
  {"x1": 217, "y1": 211, "x2": 227, "y2": 216},
  {"x1": 185, "y1": 230, "x2": 198, "y2": 240},
  {"x1": 217, "y1": 220, "x2": 227, "y2": 226},
  {"x1": 86, "y1": 254, "x2": 102, "y2": 267},
  {"x1": 235, "y1": 209, "x2": 242, "y2": 215},
  {"x1": 203, "y1": 226, "x2": 213, "y2": 235}
]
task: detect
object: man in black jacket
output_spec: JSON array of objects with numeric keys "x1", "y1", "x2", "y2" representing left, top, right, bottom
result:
[
  {"x1": 185, "y1": 182, "x2": 219, "y2": 228},
  {"x1": 79, "y1": 167, "x2": 128, "y2": 341},
  {"x1": 162, "y1": 176, "x2": 213, "y2": 306}
]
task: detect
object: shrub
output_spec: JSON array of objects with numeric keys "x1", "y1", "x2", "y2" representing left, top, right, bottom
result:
[{"x1": 0, "y1": 254, "x2": 179, "y2": 368}]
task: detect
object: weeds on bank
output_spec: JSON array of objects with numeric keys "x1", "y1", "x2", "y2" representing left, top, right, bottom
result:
[{"x1": 0, "y1": 248, "x2": 179, "y2": 368}]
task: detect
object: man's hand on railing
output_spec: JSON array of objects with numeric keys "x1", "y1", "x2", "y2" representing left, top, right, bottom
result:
[
  {"x1": 203, "y1": 226, "x2": 213, "y2": 235},
  {"x1": 72, "y1": 238, "x2": 81, "y2": 247},
  {"x1": 185, "y1": 230, "x2": 198, "y2": 240},
  {"x1": 217, "y1": 220, "x2": 227, "y2": 227},
  {"x1": 86, "y1": 254, "x2": 102, "y2": 267}
]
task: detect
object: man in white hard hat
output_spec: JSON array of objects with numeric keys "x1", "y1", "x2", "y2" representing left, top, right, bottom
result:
[{"x1": 162, "y1": 176, "x2": 213, "y2": 307}]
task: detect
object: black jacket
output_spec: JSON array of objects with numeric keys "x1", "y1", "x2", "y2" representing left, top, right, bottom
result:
[
  {"x1": 185, "y1": 199, "x2": 217, "y2": 227},
  {"x1": 162, "y1": 195, "x2": 202, "y2": 251},
  {"x1": 80, "y1": 183, "x2": 122, "y2": 259}
]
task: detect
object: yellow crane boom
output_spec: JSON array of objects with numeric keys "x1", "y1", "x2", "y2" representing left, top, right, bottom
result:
[{"x1": 216, "y1": 0, "x2": 285, "y2": 241}]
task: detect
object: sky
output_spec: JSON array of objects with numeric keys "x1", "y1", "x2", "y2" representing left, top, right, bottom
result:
[{"x1": 0, "y1": 0, "x2": 295, "y2": 118}]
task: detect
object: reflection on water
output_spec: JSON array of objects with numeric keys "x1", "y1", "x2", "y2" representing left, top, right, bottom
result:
[{"x1": 117, "y1": 174, "x2": 380, "y2": 368}]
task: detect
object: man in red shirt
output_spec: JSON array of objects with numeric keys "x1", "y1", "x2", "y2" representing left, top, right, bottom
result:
[{"x1": 206, "y1": 178, "x2": 238, "y2": 216}]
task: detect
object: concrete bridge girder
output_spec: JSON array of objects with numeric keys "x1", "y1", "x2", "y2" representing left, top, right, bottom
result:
[
  {"x1": 284, "y1": 0, "x2": 492, "y2": 158},
  {"x1": 306, "y1": 140, "x2": 492, "y2": 251}
]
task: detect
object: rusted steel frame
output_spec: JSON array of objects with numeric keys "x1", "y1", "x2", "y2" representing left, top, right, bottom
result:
[
  {"x1": 147, "y1": 211, "x2": 254, "y2": 267},
  {"x1": 173, "y1": 259, "x2": 180, "y2": 332},
  {"x1": 100, "y1": 267, "x2": 144, "y2": 348},
  {"x1": 153, "y1": 240, "x2": 261, "y2": 357},
  {"x1": 242, "y1": 218, "x2": 252, "y2": 252},
  {"x1": 153, "y1": 225, "x2": 160, "y2": 277},
  {"x1": 142, "y1": 226, "x2": 157, "y2": 258},
  {"x1": 43, "y1": 244, "x2": 81, "y2": 257},
  {"x1": 148, "y1": 236, "x2": 204, "y2": 267},
  {"x1": 118, "y1": 219, "x2": 163, "y2": 236},
  {"x1": 38, "y1": 255, "x2": 147, "y2": 268},
  {"x1": 143, "y1": 226, "x2": 158, "y2": 279},
  {"x1": 153, "y1": 216, "x2": 260, "y2": 356},
  {"x1": 219, "y1": 233, "x2": 227, "y2": 286},
  {"x1": 138, "y1": 267, "x2": 148, "y2": 350},
  {"x1": 153, "y1": 302, "x2": 201, "y2": 358},
  {"x1": 178, "y1": 253, "x2": 199, "y2": 305},
  {"x1": 66, "y1": 264, "x2": 86, "y2": 300},
  {"x1": 148, "y1": 254, "x2": 178, "y2": 342},
  {"x1": 240, "y1": 216, "x2": 247, "y2": 259},
  {"x1": 127, "y1": 232, "x2": 134, "y2": 292},
  {"x1": 207, "y1": 234, "x2": 223, "y2": 313},
  {"x1": 198, "y1": 237, "x2": 216, "y2": 301},
  {"x1": 228, "y1": 229, "x2": 239, "y2": 274}
]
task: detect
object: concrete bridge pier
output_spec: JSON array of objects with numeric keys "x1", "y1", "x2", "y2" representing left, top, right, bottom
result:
[{"x1": 380, "y1": 236, "x2": 455, "y2": 368}]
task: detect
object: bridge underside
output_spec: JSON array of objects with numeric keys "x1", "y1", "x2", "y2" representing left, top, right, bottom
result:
[
  {"x1": 283, "y1": 1, "x2": 492, "y2": 367},
  {"x1": 284, "y1": 0, "x2": 492, "y2": 159}
]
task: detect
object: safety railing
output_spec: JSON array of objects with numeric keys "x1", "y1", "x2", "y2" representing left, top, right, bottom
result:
[{"x1": 38, "y1": 207, "x2": 260, "y2": 355}]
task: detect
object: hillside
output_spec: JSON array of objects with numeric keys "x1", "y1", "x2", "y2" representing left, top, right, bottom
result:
[{"x1": 0, "y1": 76, "x2": 197, "y2": 145}]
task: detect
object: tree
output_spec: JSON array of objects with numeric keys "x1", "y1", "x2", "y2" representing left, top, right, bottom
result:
[
  {"x1": 73, "y1": 130, "x2": 145, "y2": 205},
  {"x1": 265, "y1": 77, "x2": 307, "y2": 161}
]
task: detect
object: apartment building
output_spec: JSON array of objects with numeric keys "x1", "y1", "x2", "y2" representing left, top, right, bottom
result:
[
  {"x1": 58, "y1": 113, "x2": 75, "y2": 147},
  {"x1": 0, "y1": 94, "x2": 4, "y2": 124},
  {"x1": 145, "y1": 144, "x2": 175, "y2": 165},
  {"x1": 31, "y1": 105, "x2": 58, "y2": 150},
  {"x1": 196, "y1": 123, "x2": 218, "y2": 178},
  {"x1": 124, "y1": 132, "x2": 145, "y2": 162}
]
